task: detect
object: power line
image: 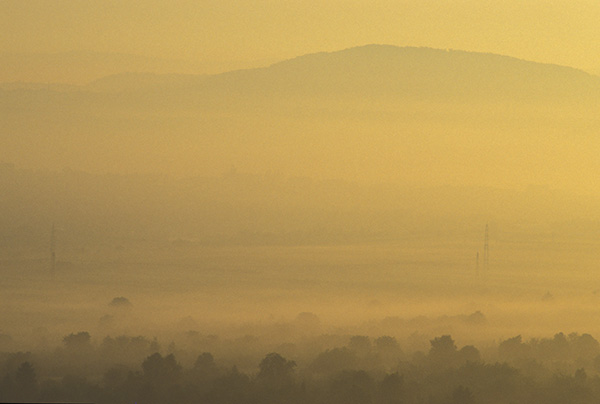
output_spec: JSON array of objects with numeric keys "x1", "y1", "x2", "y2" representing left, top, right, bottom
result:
[{"x1": 50, "y1": 223, "x2": 56, "y2": 279}]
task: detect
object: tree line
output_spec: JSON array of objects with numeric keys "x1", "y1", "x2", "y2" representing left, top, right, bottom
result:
[{"x1": 2, "y1": 332, "x2": 600, "y2": 403}]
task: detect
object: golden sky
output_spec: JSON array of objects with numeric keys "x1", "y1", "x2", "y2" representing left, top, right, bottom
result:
[{"x1": 1, "y1": 0, "x2": 599, "y2": 73}]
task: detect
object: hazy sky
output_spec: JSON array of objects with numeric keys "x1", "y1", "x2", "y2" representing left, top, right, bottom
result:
[{"x1": 1, "y1": 0, "x2": 599, "y2": 72}]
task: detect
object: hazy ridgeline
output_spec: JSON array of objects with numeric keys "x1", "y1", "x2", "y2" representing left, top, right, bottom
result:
[
  {"x1": 3, "y1": 46, "x2": 600, "y2": 191},
  {"x1": 2, "y1": 45, "x2": 600, "y2": 403}
]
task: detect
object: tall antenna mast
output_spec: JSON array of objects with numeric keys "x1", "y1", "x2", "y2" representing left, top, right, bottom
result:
[
  {"x1": 476, "y1": 251, "x2": 479, "y2": 277},
  {"x1": 50, "y1": 223, "x2": 56, "y2": 279},
  {"x1": 483, "y1": 224, "x2": 489, "y2": 272}
]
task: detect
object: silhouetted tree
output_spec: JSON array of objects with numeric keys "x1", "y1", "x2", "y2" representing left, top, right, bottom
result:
[
  {"x1": 15, "y1": 361, "x2": 37, "y2": 401},
  {"x1": 142, "y1": 352, "x2": 181, "y2": 384},
  {"x1": 450, "y1": 385, "x2": 474, "y2": 404},
  {"x1": 100, "y1": 335, "x2": 154, "y2": 362},
  {"x1": 63, "y1": 331, "x2": 92, "y2": 350},
  {"x1": 349, "y1": 336, "x2": 372, "y2": 356},
  {"x1": 458, "y1": 345, "x2": 481, "y2": 364},
  {"x1": 102, "y1": 365, "x2": 130, "y2": 391},
  {"x1": 375, "y1": 336, "x2": 403, "y2": 369},
  {"x1": 109, "y1": 296, "x2": 132, "y2": 308},
  {"x1": 194, "y1": 352, "x2": 218, "y2": 374},
  {"x1": 498, "y1": 335, "x2": 530, "y2": 362},
  {"x1": 257, "y1": 352, "x2": 296, "y2": 385},
  {"x1": 61, "y1": 374, "x2": 99, "y2": 402},
  {"x1": 38, "y1": 379, "x2": 64, "y2": 402},
  {"x1": 208, "y1": 366, "x2": 250, "y2": 404},
  {"x1": 310, "y1": 347, "x2": 358, "y2": 375},
  {"x1": 255, "y1": 353, "x2": 297, "y2": 403},
  {"x1": 329, "y1": 370, "x2": 374, "y2": 404},
  {"x1": 571, "y1": 333, "x2": 600, "y2": 361},
  {"x1": 429, "y1": 335, "x2": 458, "y2": 368},
  {"x1": 139, "y1": 353, "x2": 183, "y2": 404},
  {"x1": 378, "y1": 372, "x2": 403, "y2": 404},
  {"x1": 375, "y1": 336, "x2": 400, "y2": 352},
  {"x1": 186, "y1": 352, "x2": 220, "y2": 399},
  {"x1": 295, "y1": 312, "x2": 321, "y2": 334}
]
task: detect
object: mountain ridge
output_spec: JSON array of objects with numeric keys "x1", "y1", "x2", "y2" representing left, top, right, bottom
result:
[
  {"x1": 79, "y1": 44, "x2": 600, "y2": 102},
  {"x1": 3, "y1": 45, "x2": 598, "y2": 102},
  {"x1": 269, "y1": 44, "x2": 590, "y2": 75},
  {"x1": 1, "y1": 45, "x2": 599, "y2": 193}
]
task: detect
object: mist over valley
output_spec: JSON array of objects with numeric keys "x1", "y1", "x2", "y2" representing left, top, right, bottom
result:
[{"x1": 2, "y1": 40, "x2": 600, "y2": 404}]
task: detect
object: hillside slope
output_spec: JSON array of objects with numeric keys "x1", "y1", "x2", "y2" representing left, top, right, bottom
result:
[{"x1": 1, "y1": 45, "x2": 599, "y2": 190}]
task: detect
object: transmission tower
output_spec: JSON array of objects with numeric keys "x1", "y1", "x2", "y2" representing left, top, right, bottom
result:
[
  {"x1": 50, "y1": 223, "x2": 56, "y2": 279},
  {"x1": 483, "y1": 224, "x2": 489, "y2": 272}
]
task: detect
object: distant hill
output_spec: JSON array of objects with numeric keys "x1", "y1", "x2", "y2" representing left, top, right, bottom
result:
[
  {"x1": 1, "y1": 45, "x2": 599, "y2": 191},
  {"x1": 84, "y1": 45, "x2": 600, "y2": 102},
  {"x1": 4, "y1": 45, "x2": 599, "y2": 101},
  {"x1": 86, "y1": 72, "x2": 206, "y2": 93},
  {"x1": 0, "y1": 82, "x2": 79, "y2": 92},
  {"x1": 588, "y1": 68, "x2": 600, "y2": 77},
  {"x1": 0, "y1": 51, "x2": 206, "y2": 85},
  {"x1": 209, "y1": 45, "x2": 600, "y2": 101}
]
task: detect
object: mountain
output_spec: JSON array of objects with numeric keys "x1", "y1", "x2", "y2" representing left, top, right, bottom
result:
[
  {"x1": 85, "y1": 72, "x2": 206, "y2": 93},
  {"x1": 5, "y1": 45, "x2": 599, "y2": 102},
  {"x1": 240, "y1": 45, "x2": 599, "y2": 99},
  {"x1": 588, "y1": 68, "x2": 600, "y2": 77},
  {"x1": 85, "y1": 45, "x2": 600, "y2": 101},
  {"x1": 1, "y1": 45, "x2": 599, "y2": 192},
  {"x1": 0, "y1": 51, "x2": 206, "y2": 85}
]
